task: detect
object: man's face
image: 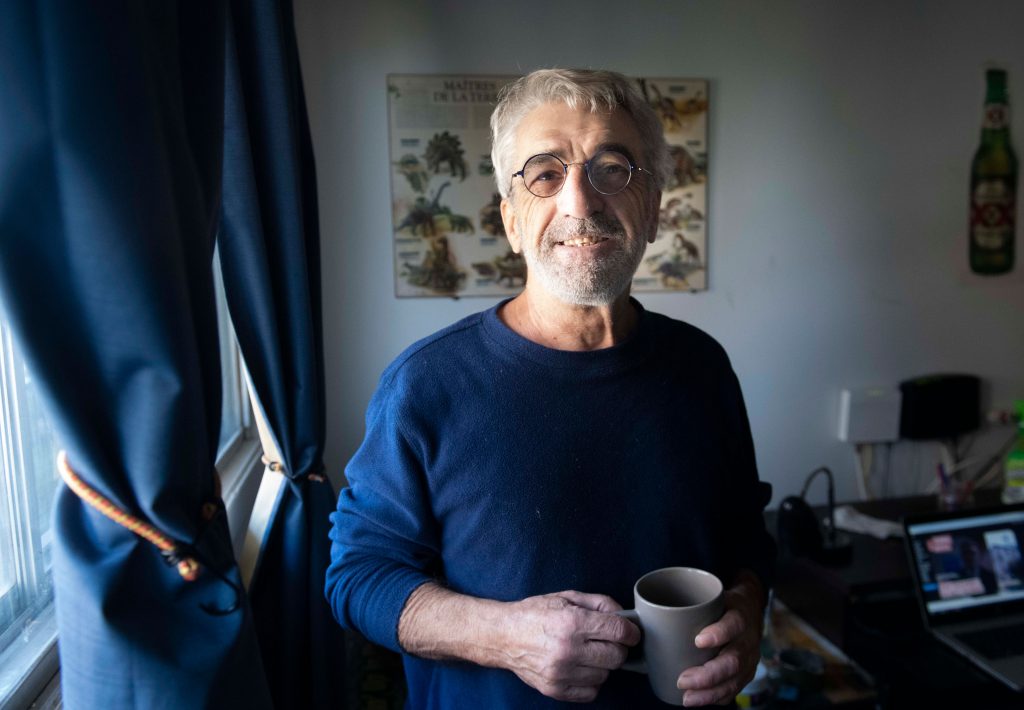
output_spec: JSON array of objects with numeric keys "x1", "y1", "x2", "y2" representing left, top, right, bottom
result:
[{"x1": 499, "y1": 102, "x2": 661, "y2": 306}]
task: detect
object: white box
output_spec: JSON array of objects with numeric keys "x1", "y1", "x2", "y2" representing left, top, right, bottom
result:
[{"x1": 838, "y1": 387, "x2": 902, "y2": 443}]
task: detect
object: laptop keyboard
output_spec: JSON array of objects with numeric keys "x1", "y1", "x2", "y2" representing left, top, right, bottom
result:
[{"x1": 956, "y1": 623, "x2": 1024, "y2": 660}]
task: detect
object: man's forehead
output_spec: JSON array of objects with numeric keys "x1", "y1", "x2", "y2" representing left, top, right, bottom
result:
[{"x1": 513, "y1": 101, "x2": 644, "y2": 160}]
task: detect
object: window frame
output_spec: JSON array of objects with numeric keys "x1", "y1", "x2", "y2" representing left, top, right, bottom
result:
[{"x1": 0, "y1": 320, "x2": 61, "y2": 709}]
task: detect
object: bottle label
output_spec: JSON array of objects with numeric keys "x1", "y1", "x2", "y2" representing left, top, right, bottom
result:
[
  {"x1": 971, "y1": 179, "x2": 1016, "y2": 250},
  {"x1": 1007, "y1": 451, "x2": 1024, "y2": 474},
  {"x1": 982, "y1": 102, "x2": 1010, "y2": 130}
]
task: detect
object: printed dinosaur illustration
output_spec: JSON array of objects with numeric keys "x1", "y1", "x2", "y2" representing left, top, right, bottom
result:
[
  {"x1": 472, "y1": 250, "x2": 526, "y2": 287},
  {"x1": 403, "y1": 236, "x2": 465, "y2": 293},
  {"x1": 393, "y1": 154, "x2": 431, "y2": 194},
  {"x1": 659, "y1": 195, "x2": 704, "y2": 231},
  {"x1": 424, "y1": 131, "x2": 469, "y2": 181},
  {"x1": 646, "y1": 81, "x2": 683, "y2": 132},
  {"x1": 637, "y1": 79, "x2": 708, "y2": 134},
  {"x1": 479, "y1": 193, "x2": 505, "y2": 236},
  {"x1": 395, "y1": 182, "x2": 474, "y2": 237},
  {"x1": 645, "y1": 232, "x2": 703, "y2": 289},
  {"x1": 666, "y1": 145, "x2": 706, "y2": 191}
]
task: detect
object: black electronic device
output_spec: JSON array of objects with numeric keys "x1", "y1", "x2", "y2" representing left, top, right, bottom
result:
[
  {"x1": 902, "y1": 503, "x2": 1024, "y2": 692},
  {"x1": 899, "y1": 374, "x2": 981, "y2": 440},
  {"x1": 776, "y1": 467, "x2": 853, "y2": 566}
]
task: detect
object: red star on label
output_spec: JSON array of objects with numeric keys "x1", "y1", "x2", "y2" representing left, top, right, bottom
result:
[{"x1": 986, "y1": 107, "x2": 1005, "y2": 125}]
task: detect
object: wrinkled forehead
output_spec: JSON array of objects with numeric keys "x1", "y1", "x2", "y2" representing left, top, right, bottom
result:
[{"x1": 512, "y1": 101, "x2": 646, "y2": 166}]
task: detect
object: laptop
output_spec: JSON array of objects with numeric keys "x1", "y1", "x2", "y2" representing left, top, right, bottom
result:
[{"x1": 903, "y1": 502, "x2": 1024, "y2": 692}]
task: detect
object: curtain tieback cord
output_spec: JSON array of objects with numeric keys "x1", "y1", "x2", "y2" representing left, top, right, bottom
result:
[{"x1": 57, "y1": 450, "x2": 242, "y2": 615}]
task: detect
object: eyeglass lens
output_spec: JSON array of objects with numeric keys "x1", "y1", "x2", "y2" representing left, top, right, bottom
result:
[{"x1": 521, "y1": 150, "x2": 634, "y2": 197}]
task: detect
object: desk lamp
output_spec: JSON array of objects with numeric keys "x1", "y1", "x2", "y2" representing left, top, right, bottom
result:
[{"x1": 777, "y1": 466, "x2": 853, "y2": 566}]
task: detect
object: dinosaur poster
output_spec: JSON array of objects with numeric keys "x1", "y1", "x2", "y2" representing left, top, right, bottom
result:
[
  {"x1": 387, "y1": 74, "x2": 708, "y2": 298},
  {"x1": 633, "y1": 78, "x2": 709, "y2": 292}
]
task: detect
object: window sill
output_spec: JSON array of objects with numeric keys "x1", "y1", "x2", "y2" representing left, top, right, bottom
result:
[
  {"x1": 0, "y1": 605, "x2": 57, "y2": 709},
  {"x1": 26, "y1": 667, "x2": 60, "y2": 709}
]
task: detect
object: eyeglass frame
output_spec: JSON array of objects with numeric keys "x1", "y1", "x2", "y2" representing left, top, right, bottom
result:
[{"x1": 510, "y1": 149, "x2": 653, "y2": 197}]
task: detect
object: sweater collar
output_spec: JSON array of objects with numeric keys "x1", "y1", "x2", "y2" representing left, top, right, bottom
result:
[{"x1": 481, "y1": 297, "x2": 654, "y2": 373}]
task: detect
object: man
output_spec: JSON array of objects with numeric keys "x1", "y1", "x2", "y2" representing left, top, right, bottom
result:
[
  {"x1": 956, "y1": 538, "x2": 998, "y2": 596},
  {"x1": 326, "y1": 68, "x2": 775, "y2": 708}
]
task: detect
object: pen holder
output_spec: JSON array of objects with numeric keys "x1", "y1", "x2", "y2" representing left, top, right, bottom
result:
[{"x1": 938, "y1": 478, "x2": 974, "y2": 510}]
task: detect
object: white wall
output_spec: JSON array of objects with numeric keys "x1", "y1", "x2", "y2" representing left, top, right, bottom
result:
[{"x1": 295, "y1": 0, "x2": 1024, "y2": 505}]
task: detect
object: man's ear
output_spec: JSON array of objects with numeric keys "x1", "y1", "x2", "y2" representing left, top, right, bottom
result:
[
  {"x1": 646, "y1": 188, "x2": 663, "y2": 244},
  {"x1": 500, "y1": 197, "x2": 521, "y2": 253}
]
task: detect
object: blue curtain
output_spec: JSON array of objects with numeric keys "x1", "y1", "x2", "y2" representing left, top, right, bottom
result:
[
  {"x1": 0, "y1": 1, "x2": 338, "y2": 707},
  {"x1": 0, "y1": 2, "x2": 271, "y2": 707},
  {"x1": 219, "y1": 1, "x2": 345, "y2": 708}
]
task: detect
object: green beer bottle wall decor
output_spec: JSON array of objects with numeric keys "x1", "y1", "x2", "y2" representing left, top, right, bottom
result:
[{"x1": 969, "y1": 67, "x2": 1017, "y2": 275}]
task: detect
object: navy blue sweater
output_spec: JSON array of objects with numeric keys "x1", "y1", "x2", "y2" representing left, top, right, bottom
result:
[{"x1": 326, "y1": 301, "x2": 775, "y2": 708}]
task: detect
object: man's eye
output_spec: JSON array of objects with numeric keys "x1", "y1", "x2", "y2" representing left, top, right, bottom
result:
[
  {"x1": 595, "y1": 163, "x2": 627, "y2": 176},
  {"x1": 534, "y1": 170, "x2": 562, "y2": 182}
]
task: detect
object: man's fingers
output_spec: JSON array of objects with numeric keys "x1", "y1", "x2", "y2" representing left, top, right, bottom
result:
[
  {"x1": 506, "y1": 590, "x2": 643, "y2": 701},
  {"x1": 695, "y1": 608, "x2": 745, "y2": 648},
  {"x1": 551, "y1": 592, "x2": 640, "y2": 647},
  {"x1": 578, "y1": 639, "x2": 630, "y2": 670},
  {"x1": 557, "y1": 590, "x2": 623, "y2": 613},
  {"x1": 677, "y1": 652, "x2": 741, "y2": 690},
  {"x1": 560, "y1": 685, "x2": 601, "y2": 703},
  {"x1": 587, "y1": 612, "x2": 641, "y2": 647},
  {"x1": 681, "y1": 678, "x2": 745, "y2": 708},
  {"x1": 676, "y1": 649, "x2": 755, "y2": 707},
  {"x1": 562, "y1": 665, "x2": 609, "y2": 687},
  {"x1": 674, "y1": 579, "x2": 766, "y2": 706}
]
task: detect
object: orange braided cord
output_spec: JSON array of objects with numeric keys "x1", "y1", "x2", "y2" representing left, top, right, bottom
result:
[{"x1": 57, "y1": 451, "x2": 200, "y2": 581}]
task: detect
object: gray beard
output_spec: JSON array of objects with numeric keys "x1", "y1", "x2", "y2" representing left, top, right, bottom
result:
[{"x1": 523, "y1": 214, "x2": 647, "y2": 306}]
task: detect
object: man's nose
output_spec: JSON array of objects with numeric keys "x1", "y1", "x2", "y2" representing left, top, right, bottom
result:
[{"x1": 554, "y1": 163, "x2": 603, "y2": 218}]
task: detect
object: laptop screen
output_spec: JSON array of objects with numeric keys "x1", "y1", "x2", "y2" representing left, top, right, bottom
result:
[{"x1": 905, "y1": 507, "x2": 1024, "y2": 618}]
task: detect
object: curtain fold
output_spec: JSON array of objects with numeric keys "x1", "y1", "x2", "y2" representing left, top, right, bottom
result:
[
  {"x1": 0, "y1": 2, "x2": 271, "y2": 708},
  {"x1": 219, "y1": 1, "x2": 345, "y2": 708}
]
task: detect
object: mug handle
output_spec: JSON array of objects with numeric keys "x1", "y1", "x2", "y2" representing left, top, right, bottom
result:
[{"x1": 614, "y1": 609, "x2": 646, "y2": 673}]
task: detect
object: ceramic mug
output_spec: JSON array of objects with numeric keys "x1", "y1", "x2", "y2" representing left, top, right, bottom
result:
[{"x1": 616, "y1": 566, "x2": 725, "y2": 705}]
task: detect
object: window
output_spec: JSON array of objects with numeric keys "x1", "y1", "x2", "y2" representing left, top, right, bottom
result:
[
  {"x1": 0, "y1": 250, "x2": 259, "y2": 706},
  {"x1": 0, "y1": 318, "x2": 61, "y2": 707},
  {"x1": 213, "y1": 247, "x2": 250, "y2": 463}
]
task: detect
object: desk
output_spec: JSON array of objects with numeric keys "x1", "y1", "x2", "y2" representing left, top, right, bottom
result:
[{"x1": 769, "y1": 491, "x2": 1023, "y2": 708}]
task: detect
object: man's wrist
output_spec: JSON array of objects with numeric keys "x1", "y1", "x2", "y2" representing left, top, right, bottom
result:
[{"x1": 398, "y1": 582, "x2": 513, "y2": 669}]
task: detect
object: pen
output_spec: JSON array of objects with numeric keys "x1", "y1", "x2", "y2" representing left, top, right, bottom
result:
[{"x1": 961, "y1": 478, "x2": 975, "y2": 504}]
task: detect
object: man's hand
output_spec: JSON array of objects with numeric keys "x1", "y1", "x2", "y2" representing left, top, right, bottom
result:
[
  {"x1": 499, "y1": 590, "x2": 641, "y2": 703},
  {"x1": 675, "y1": 572, "x2": 765, "y2": 707},
  {"x1": 398, "y1": 583, "x2": 639, "y2": 704}
]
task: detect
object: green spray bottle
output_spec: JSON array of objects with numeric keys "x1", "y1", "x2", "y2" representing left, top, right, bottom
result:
[{"x1": 1002, "y1": 401, "x2": 1024, "y2": 504}]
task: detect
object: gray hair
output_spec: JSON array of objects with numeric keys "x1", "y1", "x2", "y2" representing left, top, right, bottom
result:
[{"x1": 490, "y1": 68, "x2": 672, "y2": 200}]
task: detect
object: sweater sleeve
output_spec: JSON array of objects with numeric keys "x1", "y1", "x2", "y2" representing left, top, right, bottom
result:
[
  {"x1": 324, "y1": 375, "x2": 440, "y2": 653},
  {"x1": 721, "y1": 365, "x2": 777, "y2": 594}
]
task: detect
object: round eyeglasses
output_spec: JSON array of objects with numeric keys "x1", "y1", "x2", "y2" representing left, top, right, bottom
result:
[{"x1": 512, "y1": 149, "x2": 651, "y2": 198}]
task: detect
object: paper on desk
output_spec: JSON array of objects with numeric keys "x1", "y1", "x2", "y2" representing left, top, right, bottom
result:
[{"x1": 833, "y1": 505, "x2": 903, "y2": 539}]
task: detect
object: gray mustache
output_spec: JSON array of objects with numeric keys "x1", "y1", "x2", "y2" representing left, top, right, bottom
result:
[{"x1": 543, "y1": 214, "x2": 626, "y2": 243}]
